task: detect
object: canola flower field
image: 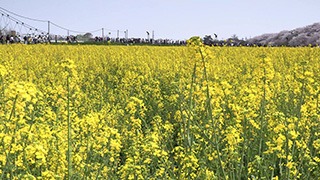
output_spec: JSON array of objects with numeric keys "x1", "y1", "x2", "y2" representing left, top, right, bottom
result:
[{"x1": 0, "y1": 41, "x2": 320, "y2": 180}]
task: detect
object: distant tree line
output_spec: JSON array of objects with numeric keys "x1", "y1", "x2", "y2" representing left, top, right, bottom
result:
[
  {"x1": 203, "y1": 22, "x2": 320, "y2": 47},
  {"x1": 248, "y1": 23, "x2": 320, "y2": 47}
]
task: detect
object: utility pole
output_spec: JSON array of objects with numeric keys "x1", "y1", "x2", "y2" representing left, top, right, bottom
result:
[
  {"x1": 102, "y1": 28, "x2": 104, "y2": 41},
  {"x1": 47, "y1": 21, "x2": 51, "y2": 43},
  {"x1": 117, "y1": 30, "x2": 119, "y2": 41},
  {"x1": 126, "y1": 29, "x2": 128, "y2": 40},
  {"x1": 152, "y1": 30, "x2": 154, "y2": 42},
  {"x1": 48, "y1": 21, "x2": 50, "y2": 35}
]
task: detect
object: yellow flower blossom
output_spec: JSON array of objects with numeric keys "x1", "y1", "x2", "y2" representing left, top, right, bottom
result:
[{"x1": 0, "y1": 43, "x2": 319, "y2": 179}]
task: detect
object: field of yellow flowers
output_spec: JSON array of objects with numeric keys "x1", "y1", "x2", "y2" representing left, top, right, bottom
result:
[{"x1": 0, "y1": 40, "x2": 320, "y2": 179}]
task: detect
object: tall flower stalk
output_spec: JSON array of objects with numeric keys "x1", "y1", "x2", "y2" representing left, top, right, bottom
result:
[{"x1": 67, "y1": 74, "x2": 72, "y2": 179}]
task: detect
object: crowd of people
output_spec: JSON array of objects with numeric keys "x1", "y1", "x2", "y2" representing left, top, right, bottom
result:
[
  {"x1": 0, "y1": 34, "x2": 187, "y2": 46},
  {"x1": 94, "y1": 37, "x2": 187, "y2": 45},
  {"x1": 0, "y1": 32, "x2": 189, "y2": 46},
  {"x1": 6, "y1": 34, "x2": 316, "y2": 47},
  {"x1": 0, "y1": 34, "x2": 82, "y2": 44},
  {"x1": 0, "y1": 34, "x2": 51, "y2": 44}
]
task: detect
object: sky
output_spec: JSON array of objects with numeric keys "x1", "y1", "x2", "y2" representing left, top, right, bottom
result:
[{"x1": 0, "y1": 0, "x2": 319, "y2": 40}]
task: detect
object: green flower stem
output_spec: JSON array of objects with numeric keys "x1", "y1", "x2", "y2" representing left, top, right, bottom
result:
[{"x1": 199, "y1": 46, "x2": 227, "y2": 180}]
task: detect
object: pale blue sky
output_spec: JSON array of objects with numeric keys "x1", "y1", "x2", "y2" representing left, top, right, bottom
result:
[{"x1": 0, "y1": 0, "x2": 319, "y2": 40}]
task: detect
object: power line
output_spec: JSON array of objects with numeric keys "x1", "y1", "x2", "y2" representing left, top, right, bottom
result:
[
  {"x1": 0, "y1": 7, "x2": 48, "y2": 22},
  {"x1": 50, "y1": 22, "x2": 102, "y2": 34},
  {"x1": 0, "y1": 6, "x2": 128, "y2": 36},
  {"x1": 0, "y1": 10, "x2": 44, "y2": 32},
  {"x1": 89, "y1": 29, "x2": 102, "y2": 33},
  {"x1": 0, "y1": 9, "x2": 47, "y2": 34},
  {"x1": 50, "y1": 21, "x2": 85, "y2": 34}
]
